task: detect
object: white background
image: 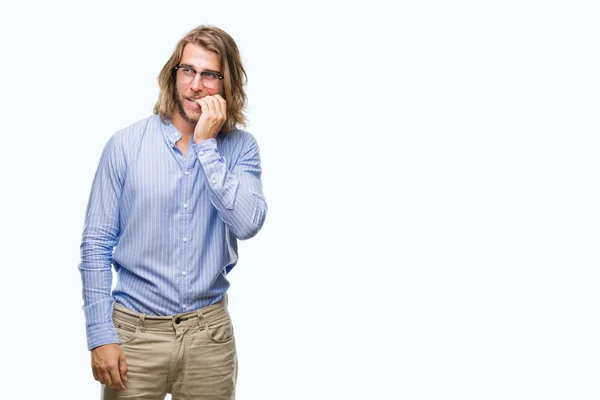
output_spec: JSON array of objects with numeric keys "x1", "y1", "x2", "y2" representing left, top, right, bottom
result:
[{"x1": 0, "y1": 0, "x2": 598, "y2": 399}]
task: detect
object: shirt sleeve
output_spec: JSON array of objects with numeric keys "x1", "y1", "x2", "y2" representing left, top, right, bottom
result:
[
  {"x1": 192, "y1": 133, "x2": 267, "y2": 240},
  {"x1": 78, "y1": 133, "x2": 125, "y2": 350}
]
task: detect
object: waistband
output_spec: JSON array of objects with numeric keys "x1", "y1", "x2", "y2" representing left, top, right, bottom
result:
[{"x1": 112, "y1": 294, "x2": 229, "y2": 331}]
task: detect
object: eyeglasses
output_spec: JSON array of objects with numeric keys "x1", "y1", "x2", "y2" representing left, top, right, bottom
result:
[{"x1": 174, "y1": 65, "x2": 224, "y2": 89}]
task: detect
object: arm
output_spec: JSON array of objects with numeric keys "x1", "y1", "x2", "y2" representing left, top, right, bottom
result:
[
  {"x1": 78, "y1": 133, "x2": 125, "y2": 350},
  {"x1": 193, "y1": 133, "x2": 267, "y2": 240},
  {"x1": 79, "y1": 133, "x2": 129, "y2": 390}
]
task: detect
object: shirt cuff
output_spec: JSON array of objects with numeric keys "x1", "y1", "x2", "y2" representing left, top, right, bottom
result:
[
  {"x1": 192, "y1": 138, "x2": 237, "y2": 209},
  {"x1": 83, "y1": 297, "x2": 118, "y2": 350},
  {"x1": 86, "y1": 321, "x2": 119, "y2": 351},
  {"x1": 192, "y1": 138, "x2": 220, "y2": 162}
]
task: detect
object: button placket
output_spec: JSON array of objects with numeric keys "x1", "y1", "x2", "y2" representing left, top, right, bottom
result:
[{"x1": 179, "y1": 159, "x2": 194, "y2": 314}]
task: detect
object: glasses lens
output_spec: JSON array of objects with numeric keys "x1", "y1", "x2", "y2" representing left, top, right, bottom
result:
[
  {"x1": 177, "y1": 68, "x2": 221, "y2": 88},
  {"x1": 177, "y1": 68, "x2": 194, "y2": 84},
  {"x1": 201, "y1": 73, "x2": 220, "y2": 89}
]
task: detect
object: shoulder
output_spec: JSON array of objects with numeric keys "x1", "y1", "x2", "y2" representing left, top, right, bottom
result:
[
  {"x1": 100, "y1": 115, "x2": 158, "y2": 164},
  {"x1": 104, "y1": 115, "x2": 160, "y2": 151},
  {"x1": 113, "y1": 115, "x2": 159, "y2": 142}
]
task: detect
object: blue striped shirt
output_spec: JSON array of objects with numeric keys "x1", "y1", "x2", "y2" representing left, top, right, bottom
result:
[{"x1": 79, "y1": 114, "x2": 267, "y2": 350}]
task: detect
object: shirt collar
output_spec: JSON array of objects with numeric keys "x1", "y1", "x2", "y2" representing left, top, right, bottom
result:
[{"x1": 160, "y1": 116, "x2": 182, "y2": 147}]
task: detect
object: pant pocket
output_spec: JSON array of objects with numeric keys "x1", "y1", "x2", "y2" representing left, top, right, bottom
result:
[
  {"x1": 204, "y1": 312, "x2": 235, "y2": 344},
  {"x1": 113, "y1": 318, "x2": 140, "y2": 345}
]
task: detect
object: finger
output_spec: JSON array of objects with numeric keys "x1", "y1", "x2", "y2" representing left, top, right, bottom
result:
[
  {"x1": 92, "y1": 366, "x2": 100, "y2": 382},
  {"x1": 109, "y1": 366, "x2": 126, "y2": 391},
  {"x1": 219, "y1": 96, "x2": 227, "y2": 117},
  {"x1": 214, "y1": 93, "x2": 226, "y2": 108},
  {"x1": 202, "y1": 97, "x2": 217, "y2": 115},
  {"x1": 119, "y1": 356, "x2": 128, "y2": 382},
  {"x1": 198, "y1": 98, "x2": 211, "y2": 115},
  {"x1": 206, "y1": 96, "x2": 225, "y2": 120},
  {"x1": 213, "y1": 95, "x2": 226, "y2": 117},
  {"x1": 102, "y1": 371, "x2": 113, "y2": 388},
  {"x1": 91, "y1": 353, "x2": 102, "y2": 382}
]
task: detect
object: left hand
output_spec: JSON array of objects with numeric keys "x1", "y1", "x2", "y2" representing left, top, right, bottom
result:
[{"x1": 193, "y1": 94, "x2": 227, "y2": 143}]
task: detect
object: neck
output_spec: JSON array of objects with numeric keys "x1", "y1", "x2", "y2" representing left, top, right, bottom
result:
[{"x1": 171, "y1": 112, "x2": 195, "y2": 140}]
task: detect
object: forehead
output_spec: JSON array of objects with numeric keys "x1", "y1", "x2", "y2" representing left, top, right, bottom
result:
[{"x1": 180, "y1": 43, "x2": 221, "y2": 71}]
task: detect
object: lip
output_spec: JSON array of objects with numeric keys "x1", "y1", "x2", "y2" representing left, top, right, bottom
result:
[{"x1": 187, "y1": 98, "x2": 200, "y2": 109}]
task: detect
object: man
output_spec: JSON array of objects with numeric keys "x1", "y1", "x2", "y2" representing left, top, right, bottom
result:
[{"x1": 78, "y1": 25, "x2": 267, "y2": 399}]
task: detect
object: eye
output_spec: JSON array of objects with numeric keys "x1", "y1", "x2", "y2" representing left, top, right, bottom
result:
[
  {"x1": 181, "y1": 67, "x2": 195, "y2": 75},
  {"x1": 201, "y1": 72, "x2": 219, "y2": 80}
]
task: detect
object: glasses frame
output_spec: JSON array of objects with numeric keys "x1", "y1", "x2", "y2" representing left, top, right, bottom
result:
[{"x1": 173, "y1": 65, "x2": 224, "y2": 87}]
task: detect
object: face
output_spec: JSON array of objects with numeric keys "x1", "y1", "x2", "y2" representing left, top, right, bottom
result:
[{"x1": 175, "y1": 43, "x2": 223, "y2": 125}]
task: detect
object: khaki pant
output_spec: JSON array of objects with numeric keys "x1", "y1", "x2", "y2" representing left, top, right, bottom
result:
[{"x1": 102, "y1": 294, "x2": 237, "y2": 400}]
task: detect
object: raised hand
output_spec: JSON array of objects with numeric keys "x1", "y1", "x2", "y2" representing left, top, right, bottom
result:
[{"x1": 193, "y1": 94, "x2": 227, "y2": 143}]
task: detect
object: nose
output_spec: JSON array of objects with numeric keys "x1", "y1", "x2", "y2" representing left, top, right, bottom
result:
[{"x1": 189, "y1": 73, "x2": 204, "y2": 91}]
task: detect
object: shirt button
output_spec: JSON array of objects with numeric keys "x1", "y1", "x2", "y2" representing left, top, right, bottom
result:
[
  {"x1": 183, "y1": 203, "x2": 188, "y2": 209},
  {"x1": 182, "y1": 271, "x2": 187, "y2": 276},
  {"x1": 211, "y1": 179, "x2": 217, "y2": 184},
  {"x1": 182, "y1": 237, "x2": 188, "y2": 243},
  {"x1": 183, "y1": 304, "x2": 187, "y2": 309},
  {"x1": 199, "y1": 151, "x2": 205, "y2": 156},
  {"x1": 185, "y1": 171, "x2": 190, "y2": 176}
]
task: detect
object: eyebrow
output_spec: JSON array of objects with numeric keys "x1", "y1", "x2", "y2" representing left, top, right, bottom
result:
[{"x1": 179, "y1": 63, "x2": 222, "y2": 74}]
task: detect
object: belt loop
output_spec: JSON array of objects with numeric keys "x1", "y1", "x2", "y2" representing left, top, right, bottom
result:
[
  {"x1": 196, "y1": 310, "x2": 208, "y2": 330},
  {"x1": 139, "y1": 313, "x2": 147, "y2": 332}
]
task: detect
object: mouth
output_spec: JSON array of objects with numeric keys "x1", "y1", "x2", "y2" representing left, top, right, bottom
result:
[{"x1": 186, "y1": 98, "x2": 201, "y2": 109}]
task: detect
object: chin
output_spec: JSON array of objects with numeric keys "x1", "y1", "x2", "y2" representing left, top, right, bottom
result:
[
  {"x1": 177, "y1": 98, "x2": 200, "y2": 124},
  {"x1": 182, "y1": 111, "x2": 199, "y2": 125},
  {"x1": 185, "y1": 109, "x2": 201, "y2": 123}
]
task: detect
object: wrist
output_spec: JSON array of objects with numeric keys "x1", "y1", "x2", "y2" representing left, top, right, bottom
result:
[{"x1": 193, "y1": 135, "x2": 212, "y2": 144}]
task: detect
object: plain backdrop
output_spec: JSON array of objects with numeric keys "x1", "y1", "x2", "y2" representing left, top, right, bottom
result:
[{"x1": 0, "y1": 0, "x2": 598, "y2": 399}]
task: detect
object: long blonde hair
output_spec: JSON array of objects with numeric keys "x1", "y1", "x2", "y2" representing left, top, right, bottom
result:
[{"x1": 154, "y1": 25, "x2": 248, "y2": 133}]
